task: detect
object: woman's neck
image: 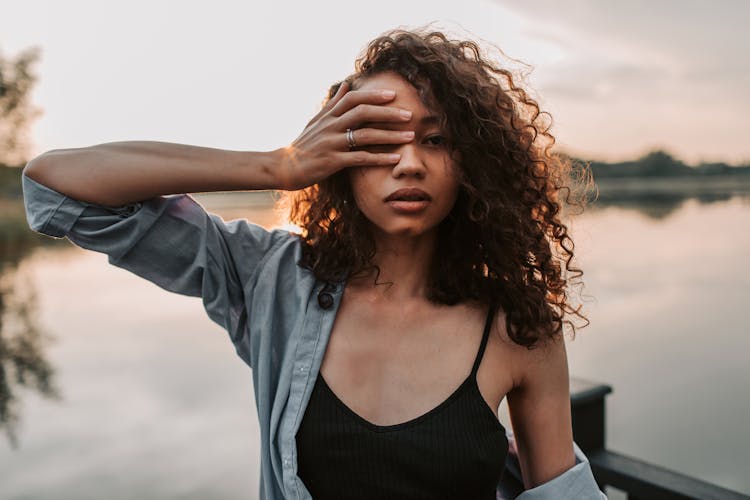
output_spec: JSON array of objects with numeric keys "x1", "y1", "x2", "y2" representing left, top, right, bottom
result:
[{"x1": 348, "y1": 229, "x2": 437, "y2": 302}]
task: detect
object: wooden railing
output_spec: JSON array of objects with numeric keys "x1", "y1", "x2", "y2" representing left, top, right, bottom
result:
[{"x1": 569, "y1": 377, "x2": 750, "y2": 500}]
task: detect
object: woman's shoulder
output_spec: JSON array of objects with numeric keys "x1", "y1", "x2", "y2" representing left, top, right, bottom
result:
[
  {"x1": 220, "y1": 220, "x2": 302, "y2": 262},
  {"x1": 487, "y1": 306, "x2": 568, "y2": 392}
]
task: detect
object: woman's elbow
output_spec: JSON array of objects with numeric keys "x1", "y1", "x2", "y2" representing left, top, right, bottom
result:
[{"x1": 23, "y1": 150, "x2": 57, "y2": 184}]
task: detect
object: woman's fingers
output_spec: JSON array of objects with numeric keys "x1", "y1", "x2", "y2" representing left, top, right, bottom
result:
[
  {"x1": 343, "y1": 127, "x2": 414, "y2": 150},
  {"x1": 333, "y1": 150, "x2": 402, "y2": 167},
  {"x1": 327, "y1": 88, "x2": 413, "y2": 136},
  {"x1": 329, "y1": 88, "x2": 397, "y2": 118},
  {"x1": 338, "y1": 104, "x2": 412, "y2": 131}
]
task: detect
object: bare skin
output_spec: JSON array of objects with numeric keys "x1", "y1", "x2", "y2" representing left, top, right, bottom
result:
[{"x1": 23, "y1": 74, "x2": 575, "y2": 489}]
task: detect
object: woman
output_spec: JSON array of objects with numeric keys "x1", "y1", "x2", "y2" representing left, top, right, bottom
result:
[{"x1": 23, "y1": 28, "x2": 605, "y2": 499}]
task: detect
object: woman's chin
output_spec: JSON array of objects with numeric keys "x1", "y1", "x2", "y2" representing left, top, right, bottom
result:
[{"x1": 372, "y1": 223, "x2": 438, "y2": 240}]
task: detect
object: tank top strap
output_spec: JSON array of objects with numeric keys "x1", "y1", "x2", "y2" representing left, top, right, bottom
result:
[{"x1": 470, "y1": 303, "x2": 497, "y2": 377}]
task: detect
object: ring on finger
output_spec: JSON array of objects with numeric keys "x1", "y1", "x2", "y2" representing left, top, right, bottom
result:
[{"x1": 345, "y1": 128, "x2": 357, "y2": 150}]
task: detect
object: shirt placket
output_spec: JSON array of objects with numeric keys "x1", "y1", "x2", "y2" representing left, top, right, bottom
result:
[{"x1": 281, "y1": 282, "x2": 342, "y2": 499}]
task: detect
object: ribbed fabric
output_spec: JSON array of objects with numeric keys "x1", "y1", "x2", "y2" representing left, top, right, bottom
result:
[{"x1": 295, "y1": 305, "x2": 508, "y2": 500}]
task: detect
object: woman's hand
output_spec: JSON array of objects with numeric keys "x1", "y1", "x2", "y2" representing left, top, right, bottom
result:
[{"x1": 272, "y1": 81, "x2": 416, "y2": 191}]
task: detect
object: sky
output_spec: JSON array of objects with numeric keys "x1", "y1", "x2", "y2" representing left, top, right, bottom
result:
[{"x1": 2, "y1": 0, "x2": 748, "y2": 165}]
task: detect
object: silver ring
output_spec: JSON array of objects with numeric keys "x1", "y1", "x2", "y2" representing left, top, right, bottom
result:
[{"x1": 345, "y1": 128, "x2": 357, "y2": 150}]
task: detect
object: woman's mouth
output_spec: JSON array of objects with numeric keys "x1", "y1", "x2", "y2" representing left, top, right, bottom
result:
[{"x1": 384, "y1": 188, "x2": 432, "y2": 214}]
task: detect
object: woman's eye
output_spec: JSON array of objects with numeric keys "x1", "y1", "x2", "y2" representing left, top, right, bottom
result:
[{"x1": 425, "y1": 135, "x2": 446, "y2": 146}]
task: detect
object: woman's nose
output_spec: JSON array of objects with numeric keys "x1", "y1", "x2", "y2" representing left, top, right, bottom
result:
[{"x1": 391, "y1": 144, "x2": 426, "y2": 179}]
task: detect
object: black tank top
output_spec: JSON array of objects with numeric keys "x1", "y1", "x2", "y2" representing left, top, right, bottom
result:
[{"x1": 294, "y1": 305, "x2": 508, "y2": 500}]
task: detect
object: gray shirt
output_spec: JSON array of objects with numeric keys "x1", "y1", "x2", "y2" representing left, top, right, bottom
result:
[{"x1": 22, "y1": 172, "x2": 606, "y2": 499}]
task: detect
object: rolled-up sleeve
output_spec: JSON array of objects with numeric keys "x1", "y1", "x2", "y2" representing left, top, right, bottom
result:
[
  {"x1": 22, "y1": 171, "x2": 291, "y2": 351},
  {"x1": 512, "y1": 440, "x2": 607, "y2": 499}
]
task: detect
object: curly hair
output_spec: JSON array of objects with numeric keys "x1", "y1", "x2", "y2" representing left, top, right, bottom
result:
[{"x1": 285, "y1": 28, "x2": 590, "y2": 348}]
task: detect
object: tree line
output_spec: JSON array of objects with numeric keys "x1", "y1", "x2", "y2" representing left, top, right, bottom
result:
[{"x1": 579, "y1": 150, "x2": 750, "y2": 179}]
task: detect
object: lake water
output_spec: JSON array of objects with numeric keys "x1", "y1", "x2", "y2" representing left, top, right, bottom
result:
[{"x1": 1, "y1": 182, "x2": 749, "y2": 499}]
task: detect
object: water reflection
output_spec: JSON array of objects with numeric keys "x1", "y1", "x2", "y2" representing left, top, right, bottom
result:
[
  {"x1": 0, "y1": 216, "x2": 61, "y2": 448},
  {"x1": 589, "y1": 176, "x2": 750, "y2": 220},
  {"x1": 591, "y1": 192, "x2": 740, "y2": 220}
]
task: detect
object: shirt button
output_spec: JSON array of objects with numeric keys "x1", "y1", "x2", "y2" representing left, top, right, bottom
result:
[
  {"x1": 283, "y1": 458, "x2": 290, "y2": 466},
  {"x1": 318, "y1": 292, "x2": 334, "y2": 309}
]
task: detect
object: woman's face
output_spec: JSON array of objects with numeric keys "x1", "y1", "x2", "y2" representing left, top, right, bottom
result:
[{"x1": 349, "y1": 71, "x2": 460, "y2": 240}]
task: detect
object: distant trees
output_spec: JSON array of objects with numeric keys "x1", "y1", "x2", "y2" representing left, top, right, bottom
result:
[
  {"x1": 0, "y1": 46, "x2": 42, "y2": 167},
  {"x1": 583, "y1": 150, "x2": 750, "y2": 178},
  {"x1": 0, "y1": 45, "x2": 54, "y2": 448}
]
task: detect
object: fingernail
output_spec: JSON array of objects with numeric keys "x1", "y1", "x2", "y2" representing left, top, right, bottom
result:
[
  {"x1": 387, "y1": 154, "x2": 401, "y2": 161},
  {"x1": 401, "y1": 131, "x2": 415, "y2": 138},
  {"x1": 400, "y1": 110, "x2": 412, "y2": 119},
  {"x1": 382, "y1": 90, "x2": 396, "y2": 98}
]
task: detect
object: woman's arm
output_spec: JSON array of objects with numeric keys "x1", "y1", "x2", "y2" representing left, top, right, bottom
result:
[
  {"x1": 23, "y1": 82, "x2": 415, "y2": 206},
  {"x1": 23, "y1": 142, "x2": 280, "y2": 206},
  {"x1": 506, "y1": 335, "x2": 577, "y2": 489}
]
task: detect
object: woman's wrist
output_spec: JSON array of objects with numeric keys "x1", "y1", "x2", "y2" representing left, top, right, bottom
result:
[
  {"x1": 242, "y1": 148, "x2": 288, "y2": 191},
  {"x1": 260, "y1": 147, "x2": 305, "y2": 192}
]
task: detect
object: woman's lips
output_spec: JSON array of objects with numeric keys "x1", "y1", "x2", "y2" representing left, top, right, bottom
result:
[
  {"x1": 386, "y1": 200, "x2": 430, "y2": 213},
  {"x1": 384, "y1": 188, "x2": 432, "y2": 214}
]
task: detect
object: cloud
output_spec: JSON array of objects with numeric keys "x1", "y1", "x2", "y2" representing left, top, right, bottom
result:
[{"x1": 491, "y1": 0, "x2": 750, "y2": 162}]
